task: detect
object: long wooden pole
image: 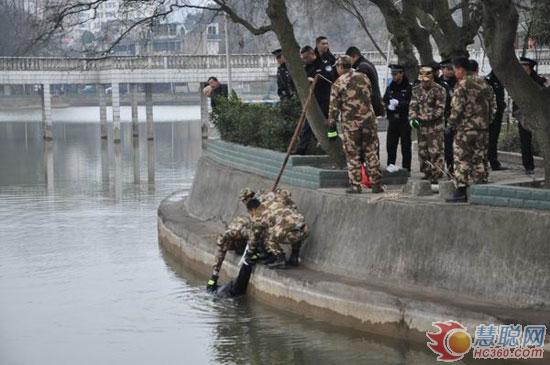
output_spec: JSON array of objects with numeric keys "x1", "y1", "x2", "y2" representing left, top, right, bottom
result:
[{"x1": 272, "y1": 75, "x2": 319, "y2": 192}]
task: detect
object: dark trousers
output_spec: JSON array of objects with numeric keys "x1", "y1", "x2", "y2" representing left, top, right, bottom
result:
[
  {"x1": 518, "y1": 122, "x2": 535, "y2": 171},
  {"x1": 296, "y1": 121, "x2": 314, "y2": 155},
  {"x1": 296, "y1": 97, "x2": 328, "y2": 155},
  {"x1": 444, "y1": 128, "x2": 454, "y2": 173},
  {"x1": 386, "y1": 118, "x2": 411, "y2": 170},
  {"x1": 488, "y1": 113, "x2": 503, "y2": 168}
]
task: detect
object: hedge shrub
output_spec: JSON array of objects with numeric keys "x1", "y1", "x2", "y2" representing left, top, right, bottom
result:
[{"x1": 211, "y1": 92, "x2": 302, "y2": 153}]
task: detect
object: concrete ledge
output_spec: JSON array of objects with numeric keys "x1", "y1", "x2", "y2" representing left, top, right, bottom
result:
[
  {"x1": 471, "y1": 184, "x2": 550, "y2": 211},
  {"x1": 185, "y1": 156, "x2": 550, "y2": 309},
  {"x1": 158, "y1": 194, "x2": 546, "y2": 345}
]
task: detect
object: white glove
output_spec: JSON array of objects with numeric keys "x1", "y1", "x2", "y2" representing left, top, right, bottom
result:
[{"x1": 388, "y1": 98, "x2": 399, "y2": 111}]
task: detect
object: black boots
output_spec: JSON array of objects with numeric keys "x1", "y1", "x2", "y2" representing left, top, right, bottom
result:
[
  {"x1": 266, "y1": 254, "x2": 286, "y2": 269},
  {"x1": 446, "y1": 186, "x2": 467, "y2": 203}
]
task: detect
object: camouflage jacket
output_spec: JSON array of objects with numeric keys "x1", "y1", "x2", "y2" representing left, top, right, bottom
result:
[
  {"x1": 328, "y1": 70, "x2": 375, "y2": 130},
  {"x1": 408, "y1": 82, "x2": 446, "y2": 125},
  {"x1": 213, "y1": 215, "x2": 253, "y2": 275},
  {"x1": 258, "y1": 188, "x2": 297, "y2": 211},
  {"x1": 449, "y1": 74, "x2": 497, "y2": 131},
  {"x1": 250, "y1": 200, "x2": 306, "y2": 246},
  {"x1": 217, "y1": 216, "x2": 252, "y2": 249}
]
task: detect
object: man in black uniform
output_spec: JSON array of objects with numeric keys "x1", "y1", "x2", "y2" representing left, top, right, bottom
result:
[
  {"x1": 514, "y1": 57, "x2": 547, "y2": 175},
  {"x1": 272, "y1": 48, "x2": 296, "y2": 101},
  {"x1": 314, "y1": 36, "x2": 336, "y2": 70},
  {"x1": 485, "y1": 71, "x2": 508, "y2": 171},
  {"x1": 297, "y1": 45, "x2": 334, "y2": 154},
  {"x1": 383, "y1": 64, "x2": 412, "y2": 171},
  {"x1": 440, "y1": 59, "x2": 457, "y2": 174},
  {"x1": 345, "y1": 46, "x2": 384, "y2": 117}
]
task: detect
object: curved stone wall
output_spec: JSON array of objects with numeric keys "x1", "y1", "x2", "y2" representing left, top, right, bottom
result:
[{"x1": 186, "y1": 156, "x2": 550, "y2": 309}]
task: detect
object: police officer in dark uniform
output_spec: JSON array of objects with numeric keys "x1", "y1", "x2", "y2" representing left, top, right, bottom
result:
[
  {"x1": 272, "y1": 48, "x2": 296, "y2": 101},
  {"x1": 383, "y1": 64, "x2": 412, "y2": 171},
  {"x1": 514, "y1": 57, "x2": 547, "y2": 174},
  {"x1": 485, "y1": 71, "x2": 508, "y2": 170},
  {"x1": 296, "y1": 45, "x2": 334, "y2": 154},
  {"x1": 314, "y1": 36, "x2": 337, "y2": 71},
  {"x1": 345, "y1": 46, "x2": 384, "y2": 117},
  {"x1": 439, "y1": 59, "x2": 457, "y2": 174}
]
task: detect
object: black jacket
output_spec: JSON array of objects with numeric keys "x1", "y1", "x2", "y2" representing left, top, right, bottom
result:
[
  {"x1": 383, "y1": 77, "x2": 412, "y2": 122},
  {"x1": 305, "y1": 56, "x2": 334, "y2": 108},
  {"x1": 277, "y1": 63, "x2": 296, "y2": 100},
  {"x1": 315, "y1": 48, "x2": 336, "y2": 69},
  {"x1": 210, "y1": 84, "x2": 228, "y2": 109},
  {"x1": 353, "y1": 56, "x2": 384, "y2": 116}
]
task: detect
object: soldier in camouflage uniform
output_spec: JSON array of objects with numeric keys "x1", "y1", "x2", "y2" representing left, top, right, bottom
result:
[
  {"x1": 240, "y1": 188, "x2": 308, "y2": 269},
  {"x1": 409, "y1": 66, "x2": 447, "y2": 183},
  {"x1": 206, "y1": 215, "x2": 254, "y2": 292},
  {"x1": 447, "y1": 57, "x2": 496, "y2": 203},
  {"x1": 328, "y1": 55, "x2": 383, "y2": 194}
]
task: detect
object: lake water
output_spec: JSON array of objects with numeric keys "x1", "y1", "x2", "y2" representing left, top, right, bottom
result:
[{"x1": 0, "y1": 108, "x2": 519, "y2": 365}]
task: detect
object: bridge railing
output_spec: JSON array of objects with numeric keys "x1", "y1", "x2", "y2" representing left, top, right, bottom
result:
[{"x1": 0, "y1": 54, "x2": 278, "y2": 72}]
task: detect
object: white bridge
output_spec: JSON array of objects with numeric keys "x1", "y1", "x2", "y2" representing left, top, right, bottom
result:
[
  {"x1": 0, "y1": 50, "x2": 548, "y2": 141},
  {"x1": 0, "y1": 54, "x2": 277, "y2": 141}
]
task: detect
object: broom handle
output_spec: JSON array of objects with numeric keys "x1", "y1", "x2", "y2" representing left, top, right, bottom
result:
[{"x1": 272, "y1": 75, "x2": 319, "y2": 192}]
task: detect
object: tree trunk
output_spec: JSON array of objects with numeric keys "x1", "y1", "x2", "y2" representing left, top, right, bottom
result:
[
  {"x1": 482, "y1": 0, "x2": 550, "y2": 187},
  {"x1": 371, "y1": 0, "x2": 419, "y2": 80},
  {"x1": 267, "y1": 0, "x2": 346, "y2": 167}
]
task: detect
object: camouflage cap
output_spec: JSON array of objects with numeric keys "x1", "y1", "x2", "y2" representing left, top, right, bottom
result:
[
  {"x1": 239, "y1": 187, "x2": 256, "y2": 203},
  {"x1": 334, "y1": 55, "x2": 352, "y2": 68},
  {"x1": 418, "y1": 66, "x2": 434, "y2": 82}
]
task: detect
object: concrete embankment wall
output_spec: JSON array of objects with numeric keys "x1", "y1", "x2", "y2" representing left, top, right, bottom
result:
[{"x1": 187, "y1": 157, "x2": 550, "y2": 310}]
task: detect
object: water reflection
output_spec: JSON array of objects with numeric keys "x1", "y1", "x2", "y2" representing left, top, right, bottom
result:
[
  {"x1": 132, "y1": 137, "x2": 140, "y2": 184},
  {"x1": 147, "y1": 139, "x2": 155, "y2": 185},
  {"x1": 43, "y1": 140, "x2": 54, "y2": 194}
]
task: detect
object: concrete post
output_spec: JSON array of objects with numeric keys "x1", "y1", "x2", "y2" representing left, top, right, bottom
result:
[
  {"x1": 112, "y1": 82, "x2": 121, "y2": 143},
  {"x1": 3, "y1": 85, "x2": 11, "y2": 96},
  {"x1": 145, "y1": 83, "x2": 154, "y2": 140},
  {"x1": 98, "y1": 84, "x2": 107, "y2": 139},
  {"x1": 41, "y1": 83, "x2": 53, "y2": 140},
  {"x1": 131, "y1": 83, "x2": 139, "y2": 138}
]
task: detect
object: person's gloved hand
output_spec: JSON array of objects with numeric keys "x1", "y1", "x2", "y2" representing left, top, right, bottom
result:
[
  {"x1": 388, "y1": 98, "x2": 399, "y2": 111},
  {"x1": 206, "y1": 274, "x2": 219, "y2": 292},
  {"x1": 244, "y1": 251, "x2": 260, "y2": 266},
  {"x1": 327, "y1": 124, "x2": 338, "y2": 139},
  {"x1": 409, "y1": 118, "x2": 420, "y2": 129}
]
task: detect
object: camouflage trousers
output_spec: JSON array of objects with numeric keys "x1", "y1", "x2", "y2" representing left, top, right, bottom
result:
[
  {"x1": 454, "y1": 129, "x2": 489, "y2": 187},
  {"x1": 418, "y1": 122, "x2": 445, "y2": 180},
  {"x1": 341, "y1": 122, "x2": 381, "y2": 187},
  {"x1": 265, "y1": 223, "x2": 309, "y2": 256}
]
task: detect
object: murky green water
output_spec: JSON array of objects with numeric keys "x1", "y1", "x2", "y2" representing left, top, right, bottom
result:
[{"x1": 0, "y1": 111, "x2": 520, "y2": 365}]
